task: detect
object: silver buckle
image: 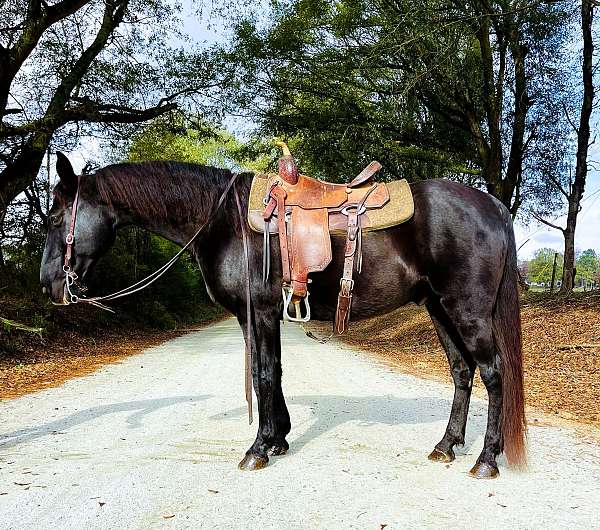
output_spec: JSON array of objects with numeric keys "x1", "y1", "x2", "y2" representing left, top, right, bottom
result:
[
  {"x1": 282, "y1": 286, "x2": 311, "y2": 323},
  {"x1": 339, "y1": 278, "x2": 354, "y2": 294},
  {"x1": 341, "y1": 204, "x2": 366, "y2": 216}
]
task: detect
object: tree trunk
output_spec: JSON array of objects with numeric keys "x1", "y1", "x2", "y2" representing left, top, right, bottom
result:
[
  {"x1": 504, "y1": 37, "x2": 528, "y2": 217},
  {"x1": 560, "y1": 0, "x2": 594, "y2": 294},
  {"x1": 0, "y1": 244, "x2": 6, "y2": 280},
  {"x1": 560, "y1": 216, "x2": 576, "y2": 293},
  {"x1": 0, "y1": 136, "x2": 50, "y2": 216}
]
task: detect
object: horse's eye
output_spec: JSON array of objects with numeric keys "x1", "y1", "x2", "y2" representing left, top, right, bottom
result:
[{"x1": 49, "y1": 214, "x2": 61, "y2": 226}]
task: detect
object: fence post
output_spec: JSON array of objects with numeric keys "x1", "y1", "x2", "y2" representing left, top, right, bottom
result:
[{"x1": 550, "y1": 252, "x2": 558, "y2": 292}]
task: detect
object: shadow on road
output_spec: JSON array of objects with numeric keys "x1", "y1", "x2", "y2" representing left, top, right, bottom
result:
[
  {"x1": 0, "y1": 395, "x2": 211, "y2": 450},
  {"x1": 211, "y1": 394, "x2": 486, "y2": 453}
]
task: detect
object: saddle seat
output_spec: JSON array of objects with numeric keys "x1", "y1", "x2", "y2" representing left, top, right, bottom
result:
[{"x1": 247, "y1": 143, "x2": 414, "y2": 333}]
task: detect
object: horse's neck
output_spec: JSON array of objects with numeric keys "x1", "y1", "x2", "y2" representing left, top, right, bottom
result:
[
  {"x1": 111, "y1": 191, "x2": 213, "y2": 249},
  {"x1": 112, "y1": 208, "x2": 190, "y2": 247}
]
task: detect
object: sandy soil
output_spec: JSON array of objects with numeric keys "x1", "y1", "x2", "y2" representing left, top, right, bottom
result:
[{"x1": 0, "y1": 318, "x2": 599, "y2": 529}]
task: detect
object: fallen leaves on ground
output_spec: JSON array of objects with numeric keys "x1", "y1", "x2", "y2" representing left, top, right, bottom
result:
[{"x1": 0, "y1": 328, "x2": 181, "y2": 400}]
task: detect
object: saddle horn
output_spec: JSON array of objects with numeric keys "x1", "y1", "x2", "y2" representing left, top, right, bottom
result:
[{"x1": 275, "y1": 139, "x2": 299, "y2": 185}]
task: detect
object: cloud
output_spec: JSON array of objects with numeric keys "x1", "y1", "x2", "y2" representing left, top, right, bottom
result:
[{"x1": 534, "y1": 232, "x2": 563, "y2": 244}]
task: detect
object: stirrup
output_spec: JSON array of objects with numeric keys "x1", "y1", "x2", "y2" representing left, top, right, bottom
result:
[{"x1": 282, "y1": 286, "x2": 311, "y2": 323}]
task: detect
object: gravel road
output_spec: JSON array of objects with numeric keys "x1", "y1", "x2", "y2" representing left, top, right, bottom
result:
[{"x1": 1, "y1": 318, "x2": 599, "y2": 529}]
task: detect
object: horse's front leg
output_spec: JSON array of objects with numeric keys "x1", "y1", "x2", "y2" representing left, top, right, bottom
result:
[{"x1": 238, "y1": 310, "x2": 291, "y2": 470}]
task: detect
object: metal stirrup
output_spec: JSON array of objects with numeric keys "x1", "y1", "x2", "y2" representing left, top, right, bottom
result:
[{"x1": 282, "y1": 286, "x2": 311, "y2": 323}]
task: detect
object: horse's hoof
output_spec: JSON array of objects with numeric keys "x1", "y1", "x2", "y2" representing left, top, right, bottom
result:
[
  {"x1": 238, "y1": 453, "x2": 269, "y2": 471},
  {"x1": 428, "y1": 447, "x2": 455, "y2": 463},
  {"x1": 267, "y1": 443, "x2": 289, "y2": 456},
  {"x1": 469, "y1": 462, "x2": 499, "y2": 479}
]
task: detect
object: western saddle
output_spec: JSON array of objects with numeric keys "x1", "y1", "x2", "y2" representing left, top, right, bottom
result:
[{"x1": 248, "y1": 141, "x2": 413, "y2": 334}]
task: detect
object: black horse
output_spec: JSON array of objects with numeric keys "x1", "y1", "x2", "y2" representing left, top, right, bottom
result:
[{"x1": 40, "y1": 153, "x2": 526, "y2": 479}]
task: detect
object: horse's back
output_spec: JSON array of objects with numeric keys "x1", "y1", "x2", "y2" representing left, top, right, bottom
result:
[{"x1": 309, "y1": 179, "x2": 514, "y2": 320}]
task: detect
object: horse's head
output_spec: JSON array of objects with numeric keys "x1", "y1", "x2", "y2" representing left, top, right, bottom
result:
[{"x1": 40, "y1": 153, "x2": 118, "y2": 304}]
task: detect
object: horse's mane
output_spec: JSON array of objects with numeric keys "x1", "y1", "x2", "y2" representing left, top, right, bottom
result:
[{"x1": 92, "y1": 161, "x2": 238, "y2": 222}]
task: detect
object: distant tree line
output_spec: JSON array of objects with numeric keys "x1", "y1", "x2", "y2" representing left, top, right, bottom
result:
[{"x1": 520, "y1": 248, "x2": 600, "y2": 290}]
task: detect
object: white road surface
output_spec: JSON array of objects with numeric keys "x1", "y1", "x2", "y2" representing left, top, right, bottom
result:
[{"x1": 1, "y1": 318, "x2": 599, "y2": 529}]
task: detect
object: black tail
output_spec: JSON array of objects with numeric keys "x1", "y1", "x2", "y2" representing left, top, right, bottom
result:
[{"x1": 492, "y1": 218, "x2": 527, "y2": 467}]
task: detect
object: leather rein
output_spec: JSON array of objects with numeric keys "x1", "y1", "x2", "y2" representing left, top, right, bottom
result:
[{"x1": 62, "y1": 172, "x2": 254, "y2": 423}]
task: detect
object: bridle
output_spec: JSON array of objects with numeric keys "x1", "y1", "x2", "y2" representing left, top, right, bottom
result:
[{"x1": 60, "y1": 171, "x2": 255, "y2": 422}]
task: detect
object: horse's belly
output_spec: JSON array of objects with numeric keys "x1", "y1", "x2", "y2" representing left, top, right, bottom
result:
[{"x1": 308, "y1": 226, "x2": 420, "y2": 321}]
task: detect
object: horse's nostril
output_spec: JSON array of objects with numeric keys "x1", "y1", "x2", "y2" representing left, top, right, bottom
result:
[{"x1": 42, "y1": 287, "x2": 47, "y2": 295}]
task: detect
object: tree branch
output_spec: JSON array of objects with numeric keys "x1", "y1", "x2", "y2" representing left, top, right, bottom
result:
[
  {"x1": 0, "y1": 317, "x2": 43, "y2": 336},
  {"x1": 546, "y1": 172, "x2": 570, "y2": 199},
  {"x1": 65, "y1": 99, "x2": 177, "y2": 124},
  {"x1": 532, "y1": 212, "x2": 565, "y2": 233},
  {"x1": 23, "y1": 185, "x2": 47, "y2": 224},
  {"x1": 562, "y1": 101, "x2": 579, "y2": 134},
  {"x1": 1, "y1": 0, "x2": 93, "y2": 108},
  {"x1": 46, "y1": 0, "x2": 128, "y2": 115}
]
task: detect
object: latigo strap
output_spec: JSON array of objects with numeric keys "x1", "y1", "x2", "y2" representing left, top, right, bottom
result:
[{"x1": 334, "y1": 183, "x2": 378, "y2": 333}]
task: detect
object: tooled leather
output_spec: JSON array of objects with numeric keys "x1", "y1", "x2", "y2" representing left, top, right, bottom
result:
[
  {"x1": 259, "y1": 161, "x2": 390, "y2": 333},
  {"x1": 250, "y1": 209, "x2": 380, "y2": 233},
  {"x1": 278, "y1": 156, "x2": 299, "y2": 184},
  {"x1": 347, "y1": 161, "x2": 382, "y2": 188},
  {"x1": 271, "y1": 187, "x2": 291, "y2": 284},
  {"x1": 264, "y1": 173, "x2": 389, "y2": 210},
  {"x1": 282, "y1": 174, "x2": 347, "y2": 208},
  {"x1": 290, "y1": 208, "x2": 332, "y2": 297},
  {"x1": 344, "y1": 182, "x2": 389, "y2": 209}
]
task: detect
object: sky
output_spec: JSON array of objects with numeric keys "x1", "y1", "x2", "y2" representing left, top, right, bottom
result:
[
  {"x1": 70, "y1": 0, "x2": 600, "y2": 261},
  {"x1": 514, "y1": 147, "x2": 600, "y2": 259}
]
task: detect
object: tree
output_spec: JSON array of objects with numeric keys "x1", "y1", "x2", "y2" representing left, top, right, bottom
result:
[
  {"x1": 126, "y1": 114, "x2": 270, "y2": 172},
  {"x1": 0, "y1": 0, "x2": 222, "y2": 217},
  {"x1": 518, "y1": 259, "x2": 529, "y2": 280},
  {"x1": 221, "y1": 0, "x2": 572, "y2": 215},
  {"x1": 528, "y1": 248, "x2": 563, "y2": 285},
  {"x1": 533, "y1": 0, "x2": 596, "y2": 293},
  {"x1": 576, "y1": 249, "x2": 599, "y2": 288}
]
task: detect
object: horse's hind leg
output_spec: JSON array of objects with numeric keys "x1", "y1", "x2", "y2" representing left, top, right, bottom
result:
[
  {"x1": 426, "y1": 303, "x2": 475, "y2": 463},
  {"x1": 439, "y1": 306, "x2": 503, "y2": 478},
  {"x1": 469, "y1": 347, "x2": 503, "y2": 479}
]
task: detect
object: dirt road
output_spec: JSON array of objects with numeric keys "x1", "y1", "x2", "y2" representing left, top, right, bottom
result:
[{"x1": 1, "y1": 318, "x2": 599, "y2": 529}]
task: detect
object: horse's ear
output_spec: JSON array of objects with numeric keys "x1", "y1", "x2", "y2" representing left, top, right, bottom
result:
[{"x1": 56, "y1": 152, "x2": 78, "y2": 195}]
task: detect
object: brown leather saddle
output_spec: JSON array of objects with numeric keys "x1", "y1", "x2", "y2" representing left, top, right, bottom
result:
[{"x1": 248, "y1": 142, "x2": 414, "y2": 333}]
